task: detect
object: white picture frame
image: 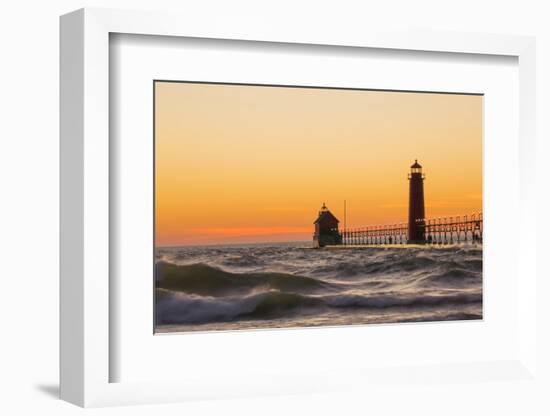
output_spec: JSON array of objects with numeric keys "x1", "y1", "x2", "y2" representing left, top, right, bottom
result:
[{"x1": 60, "y1": 7, "x2": 539, "y2": 409}]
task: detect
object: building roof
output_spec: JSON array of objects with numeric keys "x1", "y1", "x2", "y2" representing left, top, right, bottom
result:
[{"x1": 314, "y1": 206, "x2": 340, "y2": 224}]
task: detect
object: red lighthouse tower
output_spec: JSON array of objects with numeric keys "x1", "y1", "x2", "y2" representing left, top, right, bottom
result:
[{"x1": 408, "y1": 160, "x2": 426, "y2": 243}]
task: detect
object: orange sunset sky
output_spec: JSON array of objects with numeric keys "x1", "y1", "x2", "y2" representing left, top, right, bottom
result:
[{"x1": 155, "y1": 82, "x2": 482, "y2": 246}]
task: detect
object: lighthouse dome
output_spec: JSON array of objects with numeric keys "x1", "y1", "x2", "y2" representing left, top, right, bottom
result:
[{"x1": 411, "y1": 159, "x2": 422, "y2": 169}]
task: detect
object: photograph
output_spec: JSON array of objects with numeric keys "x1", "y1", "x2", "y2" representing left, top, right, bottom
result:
[{"x1": 154, "y1": 81, "x2": 483, "y2": 333}]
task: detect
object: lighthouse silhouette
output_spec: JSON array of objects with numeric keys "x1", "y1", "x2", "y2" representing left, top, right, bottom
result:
[{"x1": 407, "y1": 159, "x2": 426, "y2": 244}]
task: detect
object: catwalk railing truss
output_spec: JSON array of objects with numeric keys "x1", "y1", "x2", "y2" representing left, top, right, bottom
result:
[{"x1": 338, "y1": 213, "x2": 483, "y2": 246}]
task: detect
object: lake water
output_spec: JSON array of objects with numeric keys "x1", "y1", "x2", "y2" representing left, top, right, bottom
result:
[{"x1": 155, "y1": 242, "x2": 482, "y2": 333}]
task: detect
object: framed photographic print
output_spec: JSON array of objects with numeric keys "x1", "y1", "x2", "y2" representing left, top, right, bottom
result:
[
  {"x1": 153, "y1": 81, "x2": 483, "y2": 334},
  {"x1": 60, "y1": 7, "x2": 542, "y2": 410}
]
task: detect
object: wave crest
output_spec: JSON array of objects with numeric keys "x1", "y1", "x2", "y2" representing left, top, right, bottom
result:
[
  {"x1": 155, "y1": 286, "x2": 482, "y2": 325},
  {"x1": 156, "y1": 261, "x2": 333, "y2": 296},
  {"x1": 155, "y1": 289, "x2": 323, "y2": 324}
]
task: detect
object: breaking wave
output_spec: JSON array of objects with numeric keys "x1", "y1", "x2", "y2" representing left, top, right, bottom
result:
[
  {"x1": 156, "y1": 262, "x2": 333, "y2": 296},
  {"x1": 156, "y1": 289, "x2": 323, "y2": 324}
]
